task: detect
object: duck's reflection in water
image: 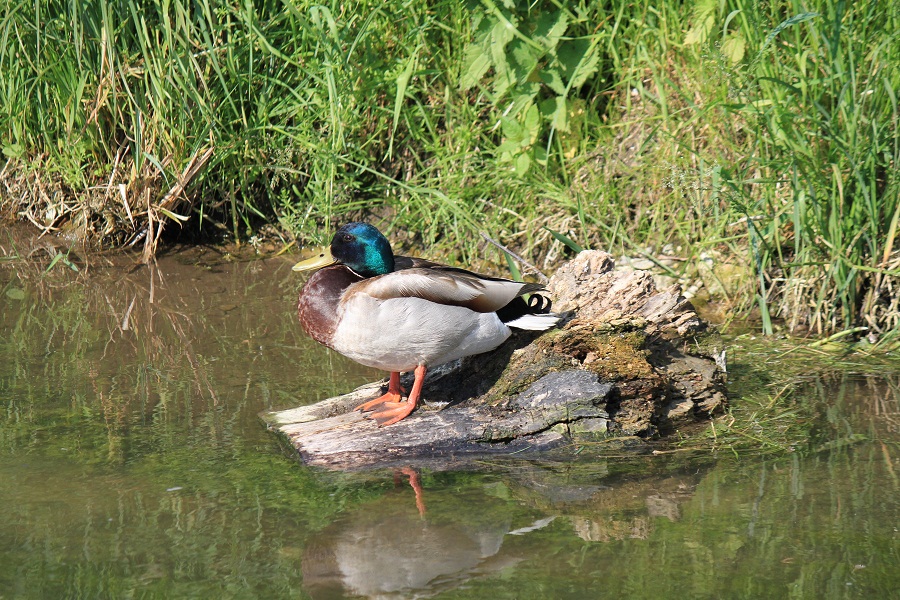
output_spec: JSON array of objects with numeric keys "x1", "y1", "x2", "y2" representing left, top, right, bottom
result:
[
  {"x1": 300, "y1": 461, "x2": 706, "y2": 598},
  {"x1": 302, "y1": 474, "x2": 549, "y2": 599}
]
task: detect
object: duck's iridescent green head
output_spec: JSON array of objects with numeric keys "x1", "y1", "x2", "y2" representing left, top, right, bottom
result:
[{"x1": 330, "y1": 222, "x2": 394, "y2": 277}]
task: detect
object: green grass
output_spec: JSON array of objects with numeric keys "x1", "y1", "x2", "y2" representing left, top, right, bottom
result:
[
  {"x1": 716, "y1": 1, "x2": 900, "y2": 337},
  {"x1": 1, "y1": 0, "x2": 899, "y2": 338}
]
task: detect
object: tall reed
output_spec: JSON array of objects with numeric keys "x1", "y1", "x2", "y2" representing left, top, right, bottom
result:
[
  {"x1": 2, "y1": 0, "x2": 899, "y2": 337},
  {"x1": 715, "y1": 0, "x2": 900, "y2": 335}
]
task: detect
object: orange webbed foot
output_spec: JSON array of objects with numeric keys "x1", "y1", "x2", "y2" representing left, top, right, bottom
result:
[
  {"x1": 359, "y1": 365, "x2": 427, "y2": 427},
  {"x1": 354, "y1": 371, "x2": 404, "y2": 412},
  {"x1": 368, "y1": 401, "x2": 417, "y2": 427},
  {"x1": 354, "y1": 391, "x2": 403, "y2": 412}
]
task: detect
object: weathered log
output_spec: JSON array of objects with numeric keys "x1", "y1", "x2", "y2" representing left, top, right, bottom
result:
[{"x1": 262, "y1": 250, "x2": 727, "y2": 470}]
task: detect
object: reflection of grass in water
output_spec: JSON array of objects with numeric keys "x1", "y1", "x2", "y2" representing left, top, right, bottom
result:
[
  {"x1": 419, "y1": 442, "x2": 899, "y2": 599},
  {"x1": 3, "y1": 254, "x2": 369, "y2": 451},
  {"x1": 0, "y1": 256, "x2": 392, "y2": 596},
  {"x1": 680, "y1": 335, "x2": 900, "y2": 458},
  {"x1": 466, "y1": 440, "x2": 899, "y2": 598}
]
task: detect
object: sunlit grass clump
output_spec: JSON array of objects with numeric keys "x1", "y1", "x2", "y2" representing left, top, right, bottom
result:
[{"x1": 1, "y1": 0, "x2": 898, "y2": 339}]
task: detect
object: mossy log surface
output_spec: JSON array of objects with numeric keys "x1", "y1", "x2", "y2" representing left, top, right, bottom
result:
[{"x1": 262, "y1": 251, "x2": 727, "y2": 470}]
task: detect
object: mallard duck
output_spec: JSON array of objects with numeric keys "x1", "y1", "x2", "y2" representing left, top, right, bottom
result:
[{"x1": 293, "y1": 222, "x2": 558, "y2": 426}]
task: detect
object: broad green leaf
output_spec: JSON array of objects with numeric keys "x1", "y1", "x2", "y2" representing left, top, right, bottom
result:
[
  {"x1": 685, "y1": 0, "x2": 718, "y2": 45},
  {"x1": 508, "y1": 39, "x2": 539, "y2": 85},
  {"x1": 557, "y1": 39, "x2": 599, "y2": 90},
  {"x1": 5, "y1": 288, "x2": 25, "y2": 300},
  {"x1": 500, "y1": 116, "x2": 527, "y2": 146},
  {"x1": 721, "y1": 34, "x2": 746, "y2": 64},
  {"x1": 493, "y1": 66, "x2": 514, "y2": 98},
  {"x1": 685, "y1": 13, "x2": 716, "y2": 45},
  {"x1": 515, "y1": 151, "x2": 531, "y2": 176},
  {"x1": 489, "y1": 19, "x2": 515, "y2": 76},
  {"x1": 498, "y1": 151, "x2": 515, "y2": 163},
  {"x1": 507, "y1": 85, "x2": 540, "y2": 117},
  {"x1": 3, "y1": 144, "x2": 24, "y2": 159},
  {"x1": 540, "y1": 67, "x2": 566, "y2": 95},
  {"x1": 569, "y1": 48, "x2": 599, "y2": 90},
  {"x1": 460, "y1": 22, "x2": 493, "y2": 90},
  {"x1": 533, "y1": 10, "x2": 567, "y2": 48},
  {"x1": 460, "y1": 44, "x2": 491, "y2": 90}
]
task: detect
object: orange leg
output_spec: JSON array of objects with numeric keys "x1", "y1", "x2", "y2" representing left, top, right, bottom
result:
[
  {"x1": 354, "y1": 371, "x2": 403, "y2": 412},
  {"x1": 366, "y1": 364, "x2": 426, "y2": 426}
]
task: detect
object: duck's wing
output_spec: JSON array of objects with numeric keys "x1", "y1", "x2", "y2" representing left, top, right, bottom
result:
[
  {"x1": 357, "y1": 265, "x2": 544, "y2": 313},
  {"x1": 393, "y1": 255, "x2": 442, "y2": 270}
]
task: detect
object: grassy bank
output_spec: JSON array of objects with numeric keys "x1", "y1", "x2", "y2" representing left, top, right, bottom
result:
[{"x1": 1, "y1": 0, "x2": 899, "y2": 340}]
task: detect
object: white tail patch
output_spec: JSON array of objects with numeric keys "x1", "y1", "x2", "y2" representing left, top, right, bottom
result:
[{"x1": 506, "y1": 313, "x2": 559, "y2": 331}]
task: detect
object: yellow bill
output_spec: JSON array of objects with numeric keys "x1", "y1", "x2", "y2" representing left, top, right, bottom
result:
[{"x1": 292, "y1": 247, "x2": 337, "y2": 272}]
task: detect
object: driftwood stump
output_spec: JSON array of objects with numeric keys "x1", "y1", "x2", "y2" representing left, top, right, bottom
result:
[{"x1": 262, "y1": 251, "x2": 726, "y2": 470}]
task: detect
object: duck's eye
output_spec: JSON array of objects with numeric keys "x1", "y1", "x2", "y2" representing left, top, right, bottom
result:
[{"x1": 342, "y1": 234, "x2": 353, "y2": 242}]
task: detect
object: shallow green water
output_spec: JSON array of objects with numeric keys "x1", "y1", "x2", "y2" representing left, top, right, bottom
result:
[{"x1": 1, "y1": 250, "x2": 898, "y2": 599}]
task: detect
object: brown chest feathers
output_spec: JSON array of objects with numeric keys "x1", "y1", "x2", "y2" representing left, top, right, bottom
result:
[{"x1": 297, "y1": 265, "x2": 363, "y2": 348}]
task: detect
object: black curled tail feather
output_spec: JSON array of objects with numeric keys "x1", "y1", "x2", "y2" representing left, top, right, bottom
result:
[
  {"x1": 528, "y1": 294, "x2": 552, "y2": 314},
  {"x1": 496, "y1": 293, "x2": 553, "y2": 323}
]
